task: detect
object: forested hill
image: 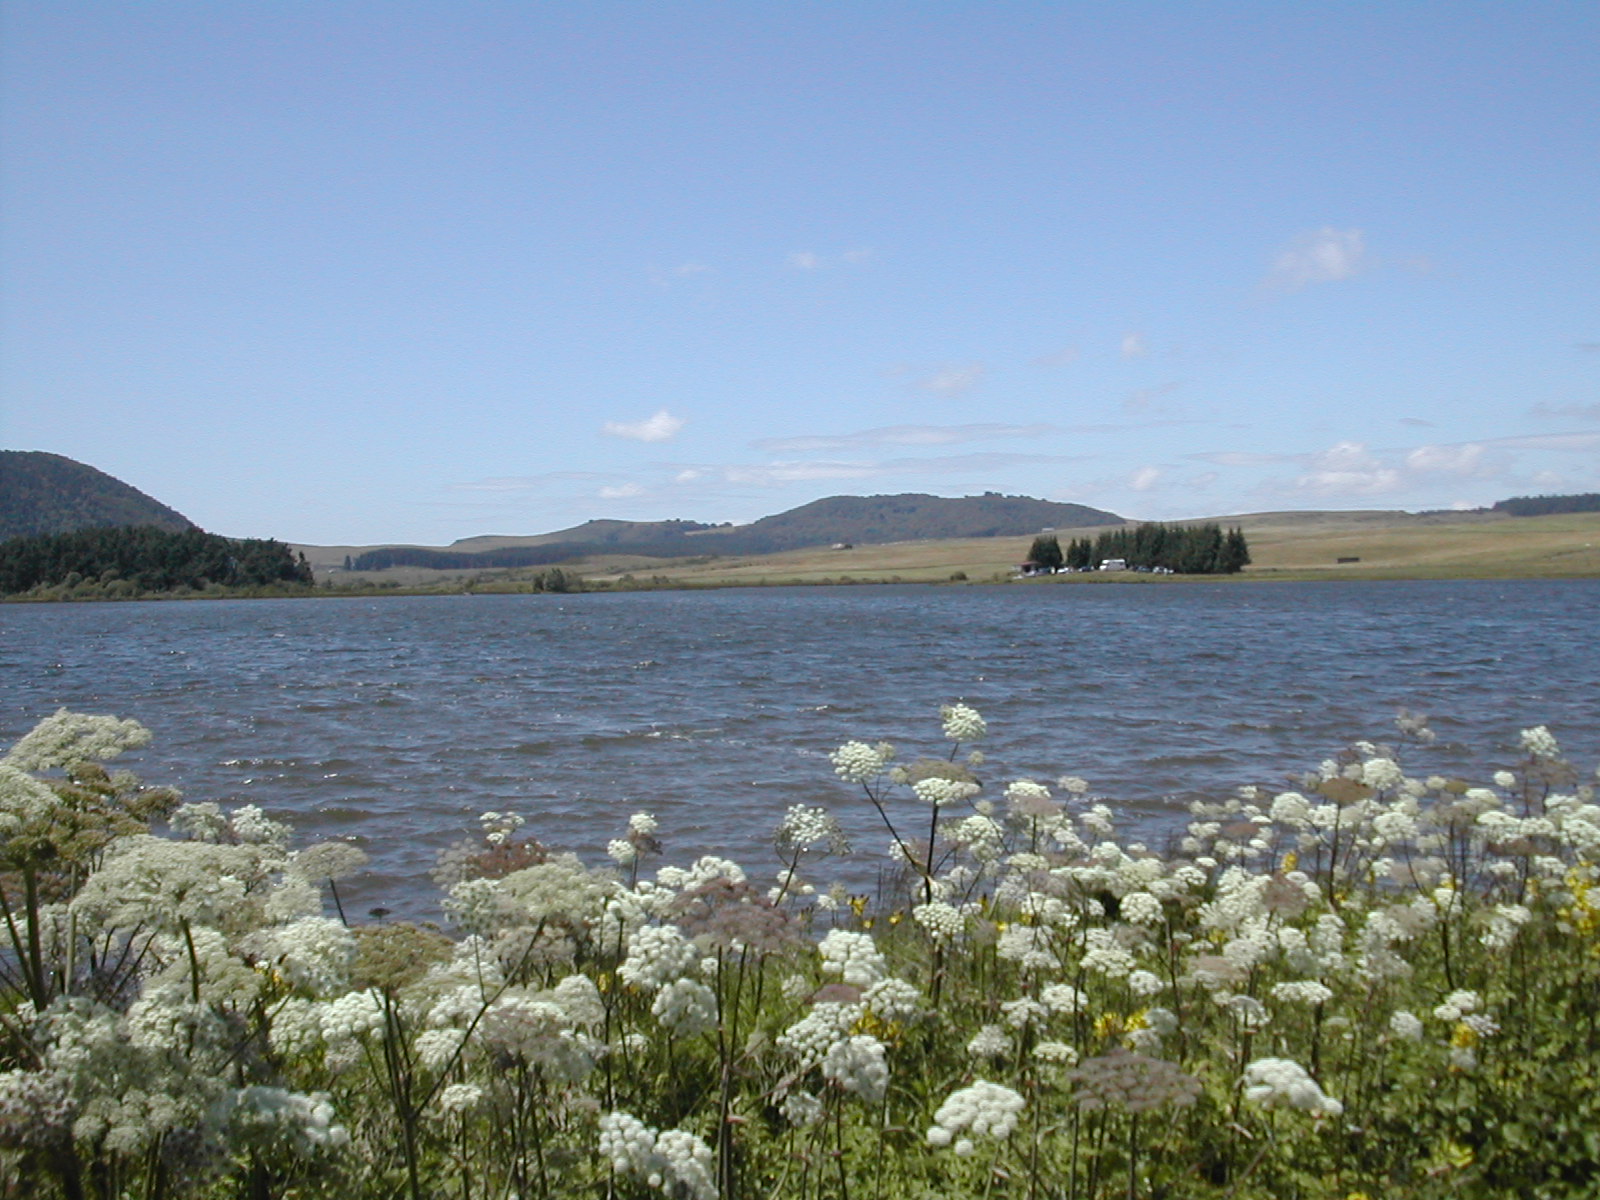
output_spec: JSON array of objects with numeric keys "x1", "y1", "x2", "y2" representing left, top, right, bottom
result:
[
  {"x1": 351, "y1": 492, "x2": 1124, "y2": 570},
  {"x1": 0, "y1": 450, "x2": 195, "y2": 540},
  {"x1": 735, "y1": 493, "x2": 1122, "y2": 551}
]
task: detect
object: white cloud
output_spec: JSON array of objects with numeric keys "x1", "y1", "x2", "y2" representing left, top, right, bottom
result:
[
  {"x1": 788, "y1": 251, "x2": 821, "y2": 270},
  {"x1": 674, "y1": 469, "x2": 703, "y2": 484},
  {"x1": 916, "y1": 364, "x2": 985, "y2": 396},
  {"x1": 599, "y1": 482, "x2": 644, "y2": 499},
  {"x1": 753, "y1": 422, "x2": 1051, "y2": 453},
  {"x1": 1129, "y1": 466, "x2": 1162, "y2": 491},
  {"x1": 1265, "y1": 227, "x2": 1368, "y2": 292},
  {"x1": 1405, "y1": 443, "x2": 1487, "y2": 475},
  {"x1": 1120, "y1": 332, "x2": 1147, "y2": 360},
  {"x1": 602, "y1": 409, "x2": 686, "y2": 443},
  {"x1": 1295, "y1": 441, "x2": 1403, "y2": 496}
]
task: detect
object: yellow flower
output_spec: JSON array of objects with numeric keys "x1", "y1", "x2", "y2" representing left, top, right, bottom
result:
[
  {"x1": 1450, "y1": 1022, "x2": 1477, "y2": 1049},
  {"x1": 1281, "y1": 850, "x2": 1298, "y2": 872},
  {"x1": 1093, "y1": 1013, "x2": 1124, "y2": 1039}
]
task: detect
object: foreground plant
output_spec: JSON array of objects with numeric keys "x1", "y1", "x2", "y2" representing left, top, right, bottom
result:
[{"x1": 0, "y1": 704, "x2": 1596, "y2": 1199}]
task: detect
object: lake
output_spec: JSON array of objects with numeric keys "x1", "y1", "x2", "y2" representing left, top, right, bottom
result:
[{"x1": 4, "y1": 581, "x2": 1596, "y2": 919}]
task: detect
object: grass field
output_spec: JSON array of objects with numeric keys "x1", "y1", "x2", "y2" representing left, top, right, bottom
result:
[{"x1": 300, "y1": 510, "x2": 1600, "y2": 590}]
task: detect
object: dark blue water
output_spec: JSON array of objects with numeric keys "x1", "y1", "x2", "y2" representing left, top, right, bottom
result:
[{"x1": 4, "y1": 582, "x2": 1595, "y2": 917}]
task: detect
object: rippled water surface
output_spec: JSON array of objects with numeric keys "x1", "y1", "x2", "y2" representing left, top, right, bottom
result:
[{"x1": 5, "y1": 582, "x2": 1596, "y2": 917}]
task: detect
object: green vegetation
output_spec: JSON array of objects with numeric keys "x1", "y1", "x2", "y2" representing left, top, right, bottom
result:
[
  {"x1": 1062, "y1": 522, "x2": 1251, "y2": 574},
  {"x1": 1493, "y1": 493, "x2": 1600, "y2": 517},
  {"x1": 0, "y1": 451, "x2": 195, "y2": 541},
  {"x1": 1026, "y1": 532, "x2": 1064, "y2": 571},
  {"x1": 0, "y1": 525, "x2": 314, "y2": 599},
  {"x1": 2, "y1": 705, "x2": 1597, "y2": 1198}
]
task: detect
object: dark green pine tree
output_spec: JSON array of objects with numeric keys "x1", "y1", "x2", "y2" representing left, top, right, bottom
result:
[{"x1": 1026, "y1": 533, "x2": 1063, "y2": 572}]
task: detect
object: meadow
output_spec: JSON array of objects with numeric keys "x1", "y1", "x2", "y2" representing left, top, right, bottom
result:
[
  {"x1": 303, "y1": 510, "x2": 1600, "y2": 591},
  {"x1": 1, "y1": 704, "x2": 1597, "y2": 1198}
]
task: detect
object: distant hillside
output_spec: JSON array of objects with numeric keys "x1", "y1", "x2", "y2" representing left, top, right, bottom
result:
[
  {"x1": 0, "y1": 450, "x2": 195, "y2": 541},
  {"x1": 349, "y1": 493, "x2": 1123, "y2": 571},
  {"x1": 735, "y1": 492, "x2": 1121, "y2": 551}
]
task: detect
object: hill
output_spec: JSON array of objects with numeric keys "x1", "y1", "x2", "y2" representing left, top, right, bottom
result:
[
  {"x1": 336, "y1": 493, "x2": 1124, "y2": 572},
  {"x1": 0, "y1": 450, "x2": 195, "y2": 541}
]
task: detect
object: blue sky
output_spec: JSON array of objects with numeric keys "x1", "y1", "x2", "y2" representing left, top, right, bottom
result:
[{"x1": 3, "y1": 2, "x2": 1596, "y2": 545}]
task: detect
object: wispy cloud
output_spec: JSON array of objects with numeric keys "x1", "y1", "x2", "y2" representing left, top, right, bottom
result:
[
  {"x1": 648, "y1": 262, "x2": 713, "y2": 287},
  {"x1": 1129, "y1": 465, "x2": 1162, "y2": 491},
  {"x1": 1122, "y1": 381, "x2": 1181, "y2": 413},
  {"x1": 1530, "y1": 401, "x2": 1600, "y2": 421},
  {"x1": 719, "y1": 450, "x2": 1080, "y2": 488},
  {"x1": 1120, "y1": 332, "x2": 1147, "y2": 360},
  {"x1": 1264, "y1": 227, "x2": 1368, "y2": 292},
  {"x1": 599, "y1": 482, "x2": 645, "y2": 499},
  {"x1": 452, "y1": 471, "x2": 610, "y2": 494},
  {"x1": 788, "y1": 247, "x2": 873, "y2": 270},
  {"x1": 752, "y1": 422, "x2": 1051, "y2": 454},
  {"x1": 602, "y1": 409, "x2": 686, "y2": 443},
  {"x1": 914, "y1": 364, "x2": 986, "y2": 396},
  {"x1": 1399, "y1": 416, "x2": 1435, "y2": 427}
]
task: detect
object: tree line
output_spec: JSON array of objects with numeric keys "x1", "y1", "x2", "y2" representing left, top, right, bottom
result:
[
  {"x1": 1027, "y1": 522, "x2": 1250, "y2": 574},
  {"x1": 1492, "y1": 493, "x2": 1600, "y2": 517},
  {"x1": 0, "y1": 525, "x2": 314, "y2": 596}
]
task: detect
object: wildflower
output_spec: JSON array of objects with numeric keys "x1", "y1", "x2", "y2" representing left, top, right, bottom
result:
[
  {"x1": 1040, "y1": 983, "x2": 1087, "y2": 1015},
  {"x1": 1521, "y1": 725, "x2": 1561, "y2": 760},
  {"x1": 651, "y1": 978, "x2": 718, "y2": 1035},
  {"x1": 598, "y1": 1111, "x2": 715, "y2": 1200},
  {"x1": 926, "y1": 1080, "x2": 1024, "y2": 1151},
  {"x1": 818, "y1": 929, "x2": 888, "y2": 986},
  {"x1": 3, "y1": 708, "x2": 150, "y2": 771},
  {"x1": 1389, "y1": 1010, "x2": 1424, "y2": 1041},
  {"x1": 912, "y1": 901, "x2": 966, "y2": 943},
  {"x1": 618, "y1": 925, "x2": 700, "y2": 992},
  {"x1": 831, "y1": 741, "x2": 891, "y2": 784},
  {"x1": 779, "y1": 1089, "x2": 823, "y2": 1127},
  {"x1": 940, "y1": 703, "x2": 987, "y2": 744},
  {"x1": 1432, "y1": 990, "x2": 1480, "y2": 1022},
  {"x1": 1270, "y1": 980, "x2": 1335, "y2": 1007},
  {"x1": 1067, "y1": 1048, "x2": 1202, "y2": 1112},
  {"x1": 1033, "y1": 1040, "x2": 1079, "y2": 1066},
  {"x1": 966, "y1": 1025, "x2": 1012, "y2": 1060},
  {"x1": 822, "y1": 1035, "x2": 889, "y2": 1102},
  {"x1": 1241, "y1": 1057, "x2": 1342, "y2": 1116}
]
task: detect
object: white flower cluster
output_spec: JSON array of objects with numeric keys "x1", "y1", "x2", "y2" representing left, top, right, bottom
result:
[
  {"x1": 818, "y1": 929, "x2": 887, "y2": 986},
  {"x1": 776, "y1": 804, "x2": 849, "y2": 854},
  {"x1": 3, "y1": 708, "x2": 151, "y2": 771},
  {"x1": 912, "y1": 776, "x2": 980, "y2": 807},
  {"x1": 651, "y1": 978, "x2": 718, "y2": 1035},
  {"x1": 777, "y1": 1001, "x2": 860, "y2": 1070},
  {"x1": 912, "y1": 900, "x2": 967, "y2": 943},
  {"x1": 822, "y1": 1034, "x2": 889, "y2": 1102},
  {"x1": 940, "y1": 703, "x2": 987, "y2": 744},
  {"x1": 926, "y1": 1080, "x2": 1025, "y2": 1154},
  {"x1": 618, "y1": 924, "x2": 700, "y2": 991},
  {"x1": 830, "y1": 741, "x2": 893, "y2": 784},
  {"x1": 598, "y1": 1111, "x2": 715, "y2": 1200},
  {"x1": 1521, "y1": 725, "x2": 1561, "y2": 760},
  {"x1": 1240, "y1": 1057, "x2": 1342, "y2": 1116}
]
